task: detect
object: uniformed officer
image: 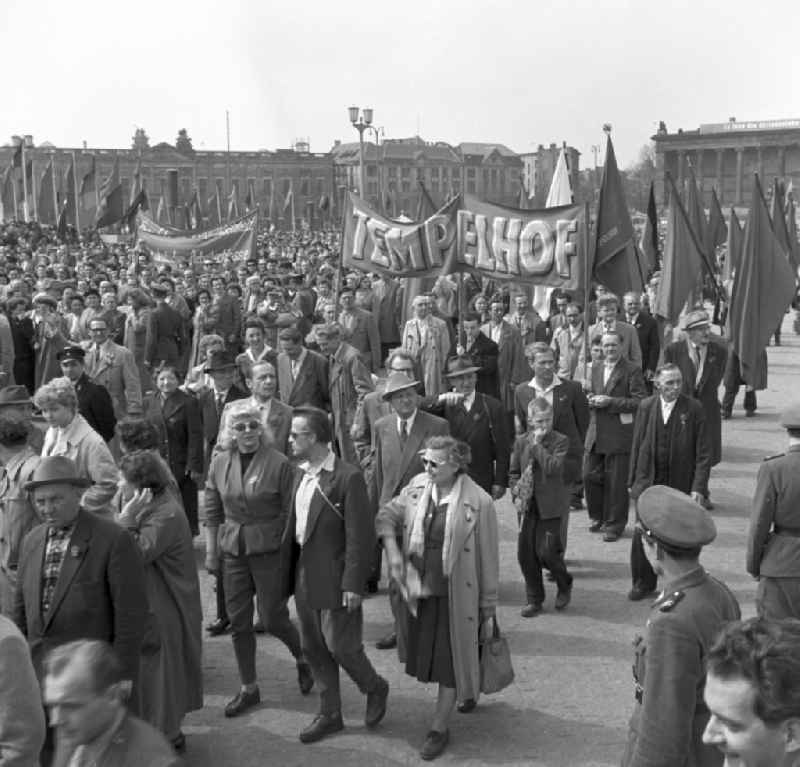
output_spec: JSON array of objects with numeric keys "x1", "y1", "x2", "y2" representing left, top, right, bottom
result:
[
  {"x1": 746, "y1": 403, "x2": 800, "y2": 620},
  {"x1": 621, "y1": 485, "x2": 741, "y2": 767}
]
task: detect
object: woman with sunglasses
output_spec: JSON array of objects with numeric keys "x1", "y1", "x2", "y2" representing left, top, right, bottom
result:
[
  {"x1": 203, "y1": 401, "x2": 313, "y2": 718},
  {"x1": 376, "y1": 435, "x2": 499, "y2": 761}
]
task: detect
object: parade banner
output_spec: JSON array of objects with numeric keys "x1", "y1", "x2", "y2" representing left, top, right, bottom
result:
[
  {"x1": 136, "y1": 210, "x2": 257, "y2": 263},
  {"x1": 341, "y1": 192, "x2": 587, "y2": 290}
]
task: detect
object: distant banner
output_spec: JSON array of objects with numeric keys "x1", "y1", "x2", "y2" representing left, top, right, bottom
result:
[
  {"x1": 341, "y1": 192, "x2": 587, "y2": 289},
  {"x1": 136, "y1": 210, "x2": 257, "y2": 263}
]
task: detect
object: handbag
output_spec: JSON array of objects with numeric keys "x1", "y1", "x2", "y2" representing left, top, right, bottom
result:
[{"x1": 479, "y1": 617, "x2": 514, "y2": 694}]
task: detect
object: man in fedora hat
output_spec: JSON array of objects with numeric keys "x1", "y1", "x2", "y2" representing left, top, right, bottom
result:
[
  {"x1": 424, "y1": 355, "x2": 509, "y2": 499},
  {"x1": 13, "y1": 456, "x2": 148, "y2": 687},
  {"x1": 371, "y1": 372, "x2": 448, "y2": 651},
  {"x1": 0, "y1": 383, "x2": 45, "y2": 452},
  {"x1": 621, "y1": 485, "x2": 740, "y2": 767},
  {"x1": 664, "y1": 309, "x2": 728, "y2": 510},
  {"x1": 58, "y1": 346, "x2": 116, "y2": 443}
]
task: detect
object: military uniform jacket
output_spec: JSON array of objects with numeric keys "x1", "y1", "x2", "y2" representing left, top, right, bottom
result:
[
  {"x1": 622, "y1": 567, "x2": 740, "y2": 767},
  {"x1": 747, "y1": 446, "x2": 800, "y2": 577}
]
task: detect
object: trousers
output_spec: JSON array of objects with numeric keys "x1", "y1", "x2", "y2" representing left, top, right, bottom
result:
[
  {"x1": 517, "y1": 505, "x2": 572, "y2": 606},
  {"x1": 630, "y1": 526, "x2": 658, "y2": 593},
  {"x1": 584, "y1": 450, "x2": 631, "y2": 534}
]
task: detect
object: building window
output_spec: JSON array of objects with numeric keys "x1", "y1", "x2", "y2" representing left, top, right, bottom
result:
[
  {"x1": 281, "y1": 178, "x2": 291, "y2": 196},
  {"x1": 198, "y1": 178, "x2": 208, "y2": 201},
  {"x1": 387, "y1": 166, "x2": 397, "y2": 178},
  {"x1": 300, "y1": 177, "x2": 310, "y2": 196},
  {"x1": 482, "y1": 170, "x2": 489, "y2": 188},
  {"x1": 366, "y1": 164, "x2": 378, "y2": 178},
  {"x1": 430, "y1": 167, "x2": 440, "y2": 178},
  {"x1": 316, "y1": 177, "x2": 326, "y2": 196},
  {"x1": 491, "y1": 169, "x2": 498, "y2": 189},
  {"x1": 367, "y1": 181, "x2": 378, "y2": 197},
  {"x1": 467, "y1": 180, "x2": 476, "y2": 194},
  {"x1": 467, "y1": 167, "x2": 476, "y2": 178},
  {"x1": 263, "y1": 177, "x2": 273, "y2": 199},
  {"x1": 401, "y1": 180, "x2": 411, "y2": 193},
  {"x1": 401, "y1": 166, "x2": 411, "y2": 178}
]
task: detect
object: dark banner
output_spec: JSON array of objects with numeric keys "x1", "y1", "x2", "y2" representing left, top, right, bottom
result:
[
  {"x1": 341, "y1": 192, "x2": 587, "y2": 289},
  {"x1": 136, "y1": 210, "x2": 257, "y2": 263}
]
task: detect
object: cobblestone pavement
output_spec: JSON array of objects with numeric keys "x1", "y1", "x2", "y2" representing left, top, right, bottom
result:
[{"x1": 182, "y1": 316, "x2": 797, "y2": 767}]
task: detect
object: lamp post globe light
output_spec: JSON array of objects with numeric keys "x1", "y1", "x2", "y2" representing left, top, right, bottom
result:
[{"x1": 348, "y1": 106, "x2": 374, "y2": 199}]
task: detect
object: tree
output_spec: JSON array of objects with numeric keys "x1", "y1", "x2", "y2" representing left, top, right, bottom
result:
[
  {"x1": 623, "y1": 143, "x2": 656, "y2": 213},
  {"x1": 132, "y1": 128, "x2": 150, "y2": 153},
  {"x1": 175, "y1": 129, "x2": 194, "y2": 157}
]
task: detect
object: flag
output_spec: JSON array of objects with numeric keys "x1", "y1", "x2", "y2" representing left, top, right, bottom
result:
[
  {"x1": 130, "y1": 157, "x2": 143, "y2": 206},
  {"x1": 282, "y1": 186, "x2": 293, "y2": 214},
  {"x1": 653, "y1": 174, "x2": 707, "y2": 324},
  {"x1": 124, "y1": 189, "x2": 149, "y2": 230},
  {"x1": 11, "y1": 143, "x2": 22, "y2": 169},
  {"x1": 79, "y1": 156, "x2": 97, "y2": 219},
  {"x1": 414, "y1": 181, "x2": 437, "y2": 222},
  {"x1": 156, "y1": 179, "x2": 168, "y2": 225},
  {"x1": 592, "y1": 135, "x2": 643, "y2": 296},
  {"x1": 705, "y1": 188, "x2": 727, "y2": 259},
  {"x1": 787, "y1": 197, "x2": 799, "y2": 274},
  {"x1": 244, "y1": 179, "x2": 256, "y2": 212},
  {"x1": 227, "y1": 187, "x2": 239, "y2": 221},
  {"x1": 57, "y1": 157, "x2": 76, "y2": 238},
  {"x1": 207, "y1": 192, "x2": 220, "y2": 228},
  {"x1": 1, "y1": 166, "x2": 14, "y2": 221},
  {"x1": 640, "y1": 181, "x2": 659, "y2": 272},
  {"x1": 770, "y1": 179, "x2": 799, "y2": 271},
  {"x1": 684, "y1": 169, "x2": 719, "y2": 279},
  {"x1": 729, "y1": 175, "x2": 796, "y2": 385},
  {"x1": 190, "y1": 190, "x2": 203, "y2": 229},
  {"x1": 37, "y1": 160, "x2": 57, "y2": 225},
  {"x1": 517, "y1": 180, "x2": 528, "y2": 210},
  {"x1": 546, "y1": 148, "x2": 573, "y2": 207},
  {"x1": 96, "y1": 156, "x2": 124, "y2": 228},
  {"x1": 720, "y1": 207, "x2": 742, "y2": 286}
]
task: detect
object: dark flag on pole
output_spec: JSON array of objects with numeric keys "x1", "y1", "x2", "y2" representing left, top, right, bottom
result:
[
  {"x1": 705, "y1": 188, "x2": 727, "y2": 259},
  {"x1": 57, "y1": 158, "x2": 76, "y2": 239},
  {"x1": 653, "y1": 173, "x2": 707, "y2": 324},
  {"x1": 592, "y1": 134, "x2": 643, "y2": 296},
  {"x1": 640, "y1": 181, "x2": 659, "y2": 272},
  {"x1": 770, "y1": 179, "x2": 799, "y2": 271},
  {"x1": 1, "y1": 166, "x2": 15, "y2": 222},
  {"x1": 721, "y1": 208, "x2": 742, "y2": 286},
  {"x1": 729, "y1": 175, "x2": 796, "y2": 385},
  {"x1": 37, "y1": 160, "x2": 57, "y2": 225},
  {"x1": 124, "y1": 189, "x2": 149, "y2": 230},
  {"x1": 786, "y1": 197, "x2": 799, "y2": 272},
  {"x1": 96, "y1": 156, "x2": 124, "y2": 228},
  {"x1": 79, "y1": 156, "x2": 97, "y2": 220}
]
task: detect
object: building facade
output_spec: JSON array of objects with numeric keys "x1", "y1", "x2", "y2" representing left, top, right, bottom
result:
[
  {"x1": 520, "y1": 143, "x2": 581, "y2": 207},
  {"x1": 0, "y1": 136, "x2": 337, "y2": 227},
  {"x1": 652, "y1": 118, "x2": 800, "y2": 206}
]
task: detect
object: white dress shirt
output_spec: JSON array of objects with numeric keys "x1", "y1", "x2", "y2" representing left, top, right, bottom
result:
[
  {"x1": 526, "y1": 377, "x2": 557, "y2": 406},
  {"x1": 660, "y1": 397, "x2": 677, "y2": 424},
  {"x1": 295, "y1": 449, "x2": 336, "y2": 545},
  {"x1": 397, "y1": 409, "x2": 418, "y2": 437}
]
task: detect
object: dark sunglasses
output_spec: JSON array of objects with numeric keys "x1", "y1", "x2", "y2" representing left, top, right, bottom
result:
[
  {"x1": 232, "y1": 420, "x2": 261, "y2": 433},
  {"x1": 422, "y1": 457, "x2": 447, "y2": 469}
]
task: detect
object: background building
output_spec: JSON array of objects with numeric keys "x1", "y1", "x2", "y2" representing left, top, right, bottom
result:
[
  {"x1": 652, "y1": 118, "x2": 800, "y2": 206},
  {"x1": 520, "y1": 143, "x2": 581, "y2": 207}
]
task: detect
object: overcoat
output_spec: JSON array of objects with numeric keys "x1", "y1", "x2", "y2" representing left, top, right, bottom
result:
[
  {"x1": 329, "y1": 342, "x2": 373, "y2": 465},
  {"x1": 480, "y1": 320, "x2": 526, "y2": 412}
]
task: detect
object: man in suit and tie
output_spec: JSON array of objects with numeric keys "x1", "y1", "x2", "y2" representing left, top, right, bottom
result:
[
  {"x1": 504, "y1": 293, "x2": 548, "y2": 347},
  {"x1": 371, "y1": 373, "x2": 449, "y2": 650},
  {"x1": 663, "y1": 309, "x2": 728, "y2": 510},
  {"x1": 482, "y1": 295, "x2": 527, "y2": 432},
  {"x1": 338, "y1": 289, "x2": 381, "y2": 373},
  {"x1": 425, "y1": 355, "x2": 509, "y2": 499},
  {"x1": 13, "y1": 456, "x2": 148, "y2": 687},
  {"x1": 283, "y1": 406, "x2": 389, "y2": 744},
  {"x1": 58, "y1": 346, "x2": 117, "y2": 443},
  {"x1": 371, "y1": 274, "x2": 402, "y2": 361},
  {"x1": 316, "y1": 323, "x2": 373, "y2": 466},
  {"x1": 583, "y1": 332, "x2": 647, "y2": 541},
  {"x1": 455, "y1": 313, "x2": 500, "y2": 399},
  {"x1": 84, "y1": 318, "x2": 143, "y2": 422},
  {"x1": 578, "y1": 293, "x2": 642, "y2": 370},
  {"x1": 624, "y1": 291, "x2": 660, "y2": 392},
  {"x1": 627, "y1": 364, "x2": 710, "y2": 600},
  {"x1": 276, "y1": 328, "x2": 330, "y2": 411}
]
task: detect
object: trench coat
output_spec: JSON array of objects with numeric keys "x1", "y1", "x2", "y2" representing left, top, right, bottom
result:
[
  {"x1": 120, "y1": 491, "x2": 203, "y2": 736},
  {"x1": 376, "y1": 472, "x2": 499, "y2": 702}
]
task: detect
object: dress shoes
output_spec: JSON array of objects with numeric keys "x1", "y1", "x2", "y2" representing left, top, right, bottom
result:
[
  {"x1": 365, "y1": 580, "x2": 379, "y2": 594},
  {"x1": 555, "y1": 585, "x2": 572, "y2": 611},
  {"x1": 365, "y1": 677, "x2": 389, "y2": 728},
  {"x1": 457, "y1": 698, "x2": 477, "y2": 713},
  {"x1": 206, "y1": 618, "x2": 230, "y2": 636},
  {"x1": 588, "y1": 521, "x2": 603, "y2": 533},
  {"x1": 721, "y1": 410, "x2": 732, "y2": 420},
  {"x1": 297, "y1": 662, "x2": 314, "y2": 695},
  {"x1": 224, "y1": 687, "x2": 261, "y2": 718},
  {"x1": 570, "y1": 498, "x2": 584, "y2": 511},
  {"x1": 701, "y1": 497, "x2": 715, "y2": 511},
  {"x1": 745, "y1": 410, "x2": 756, "y2": 418},
  {"x1": 253, "y1": 619, "x2": 266, "y2": 634},
  {"x1": 299, "y1": 712, "x2": 344, "y2": 744},
  {"x1": 375, "y1": 631, "x2": 397, "y2": 650},
  {"x1": 628, "y1": 585, "x2": 657, "y2": 602},
  {"x1": 420, "y1": 729, "x2": 450, "y2": 760},
  {"x1": 602, "y1": 530, "x2": 620, "y2": 542},
  {"x1": 170, "y1": 732, "x2": 186, "y2": 753},
  {"x1": 520, "y1": 603, "x2": 542, "y2": 618}
]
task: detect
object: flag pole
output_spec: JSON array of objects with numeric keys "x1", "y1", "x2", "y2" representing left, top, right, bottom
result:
[
  {"x1": 51, "y1": 155, "x2": 58, "y2": 227},
  {"x1": 31, "y1": 156, "x2": 38, "y2": 221},
  {"x1": 72, "y1": 152, "x2": 81, "y2": 233},
  {"x1": 291, "y1": 182, "x2": 296, "y2": 233},
  {"x1": 11, "y1": 163, "x2": 19, "y2": 221},
  {"x1": 582, "y1": 202, "x2": 592, "y2": 384},
  {"x1": 20, "y1": 141, "x2": 29, "y2": 222}
]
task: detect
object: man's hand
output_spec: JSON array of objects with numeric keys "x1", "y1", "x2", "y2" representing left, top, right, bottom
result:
[
  {"x1": 591, "y1": 394, "x2": 611, "y2": 408},
  {"x1": 438, "y1": 392, "x2": 464, "y2": 406},
  {"x1": 189, "y1": 470, "x2": 204, "y2": 486},
  {"x1": 205, "y1": 553, "x2": 220, "y2": 575},
  {"x1": 690, "y1": 491, "x2": 704, "y2": 504},
  {"x1": 342, "y1": 591, "x2": 362, "y2": 612},
  {"x1": 490, "y1": 485, "x2": 505, "y2": 501},
  {"x1": 387, "y1": 552, "x2": 404, "y2": 584}
]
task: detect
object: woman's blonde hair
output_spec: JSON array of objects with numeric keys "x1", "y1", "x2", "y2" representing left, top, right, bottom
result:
[
  {"x1": 217, "y1": 401, "x2": 274, "y2": 451},
  {"x1": 33, "y1": 377, "x2": 78, "y2": 413}
]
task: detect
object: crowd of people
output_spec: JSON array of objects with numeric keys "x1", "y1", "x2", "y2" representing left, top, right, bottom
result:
[{"x1": 0, "y1": 216, "x2": 800, "y2": 765}]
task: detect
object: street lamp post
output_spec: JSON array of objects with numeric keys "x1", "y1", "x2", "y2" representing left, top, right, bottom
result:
[{"x1": 348, "y1": 106, "x2": 374, "y2": 200}]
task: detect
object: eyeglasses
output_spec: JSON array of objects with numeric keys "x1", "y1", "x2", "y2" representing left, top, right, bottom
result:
[
  {"x1": 232, "y1": 420, "x2": 261, "y2": 433},
  {"x1": 289, "y1": 431, "x2": 312, "y2": 439},
  {"x1": 422, "y1": 457, "x2": 447, "y2": 469},
  {"x1": 390, "y1": 366, "x2": 414, "y2": 374}
]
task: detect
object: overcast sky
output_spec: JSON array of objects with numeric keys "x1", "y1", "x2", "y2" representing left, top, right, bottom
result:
[{"x1": 3, "y1": 0, "x2": 797, "y2": 168}]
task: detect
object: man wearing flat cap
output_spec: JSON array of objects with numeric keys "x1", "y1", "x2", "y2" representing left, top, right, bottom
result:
[
  {"x1": 746, "y1": 403, "x2": 800, "y2": 620},
  {"x1": 621, "y1": 485, "x2": 740, "y2": 767},
  {"x1": 13, "y1": 456, "x2": 148, "y2": 687},
  {"x1": 664, "y1": 309, "x2": 728, "y2": 510}
]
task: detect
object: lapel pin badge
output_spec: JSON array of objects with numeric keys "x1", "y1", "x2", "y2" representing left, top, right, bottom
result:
[{"x1": 70, "y1": 545, "x2": 82, "y2": 558}]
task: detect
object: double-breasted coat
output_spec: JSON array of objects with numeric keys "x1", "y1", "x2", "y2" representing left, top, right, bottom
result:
[
  {"x1": 375, "y1": 473, "x2": 499, "y2": 702},
  {"x1": 276, "y1": 350, "x2": 330, "y2": 411},
  {"x1": 144, "y1": 389, "x2": 203, "y2": 481}
]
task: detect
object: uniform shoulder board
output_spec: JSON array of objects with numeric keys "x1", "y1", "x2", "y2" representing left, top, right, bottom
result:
[
  {"x1": 658, "y1": 590, "x2": 685, "y2": 612},
  {"x1": 763, "y1": 453, "x2": 785, "y2": 462}
]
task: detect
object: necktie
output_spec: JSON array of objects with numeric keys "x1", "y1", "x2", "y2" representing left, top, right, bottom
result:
[
  {"x1": 399, "y1": 420, "x2": 408, "y2": 445},
  {"x1": 216, "y1": 392, "x2": 225, "y2": 416}
]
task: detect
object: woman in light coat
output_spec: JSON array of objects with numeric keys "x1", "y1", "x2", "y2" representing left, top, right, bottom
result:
[
  {"x1": 376, "y1": 435, "x2": 499, "y2": 761},
  {"x1": 34, "y1": 377, "x2": 118, "y2": 514}
]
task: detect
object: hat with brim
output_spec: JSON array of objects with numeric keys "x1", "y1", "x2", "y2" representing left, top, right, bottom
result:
[
  {"x1": 780, "y1": 403, "x2": 800, "y2": 429},
  {"x1": 24, "y1": 456, "x2": 91, "y2": 491},
  {"x1": 444, "y1": 355, "x2": 482, "y2": 378},
  {"x1": 0, "y1": 385, "x2": 32, "y2": 406},
  {"x1": 682, "y1": 309, "x2": 711, "y2": 331},
  {"x1": 381, "y1": 372, "x2": 421, "y2": 401},
  {"x1": 33, "y1": 292, "x2": 57, "y2": 308},
  {"x1": 637, "y1": 485, "x2": 716, "y2": 548},
  {"x1": 204, "y1": 350, "x2": 238, "y2": 373}
]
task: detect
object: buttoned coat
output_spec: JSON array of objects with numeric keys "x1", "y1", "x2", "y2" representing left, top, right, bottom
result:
[
  {"x1": 372, "y1": 279, "x2": 403, "y2": 347},
  {"x1": 503, "y1": 310, "x2": 548, "y2": 347},
  {"x1": 281, "y1": 455, "x2": 374, "y2": 610},
  {"x1": 74, "y1": 373, "x2": 117, "y2": 443},
  {"x1": 664, "y1": 336, "x2": 728, "y2": 465},
  {"x1": 85, "y1": 341, "x2": 143, "y2": 420},
  {"x1": 144, "y1": 302, "x2": 185, "y2": 370},
  {"x1": 460, "y1": 331, "x2": 500, "y2": 400},
  {"x1": 509, "y1": 430, "x2": 570, "y2": 519},
  {"x1": 276, "y1": 349, "x2": 330, "y2": 411},
  {"x1": 13, "y1": 509, "x2": 148, "y2": 683},
  {"x1": 630, "y1": 311, "x2": 661, "y2": 375},
  {"x1": 747, "y1": 446, "x2": 800, "y2": 578},
  {"x1": 372, "y1": 409, "x2": 450, "y2": 507},
  {"x1": 218, "y1": 396, "x2": 292, "y2": 456},
  {"x1": 198, "y1": 384, "x2": 249, "y2": 451},
  {"x1": 403, "y1": 315, "x2": 452, "y2": 398},
  {"x1": 41, "y1": 414, "x2": 119, "y2": 514},
  {"x1": 144, "y1": 388, "x2": 203, "y2": 480},
  {"x1": 628, "y1": 393, "x2": 710, "y2": 500},
  {"x1": 340, "y1": 307, "x2": 381, "y2": 372},
  {"x1": 480, "y1": 320, "x2": 527, "y2": 412},
  {"x1": 329, "y1": 342, "x2": 373, "y2": 465},
  {"x1": 584, "y1": 359, "x2": 647, "y2": 455},
  {"x1": 579, "y1": 320, "x2": 643, "y2": 369},
  {"x1": 375, "y1": 473, "x2": 499, "y2": 703}
]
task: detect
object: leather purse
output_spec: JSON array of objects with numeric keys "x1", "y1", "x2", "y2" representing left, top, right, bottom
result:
[{"x1": 479, "y1": 617, "x2": 514, "y2": 694}]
